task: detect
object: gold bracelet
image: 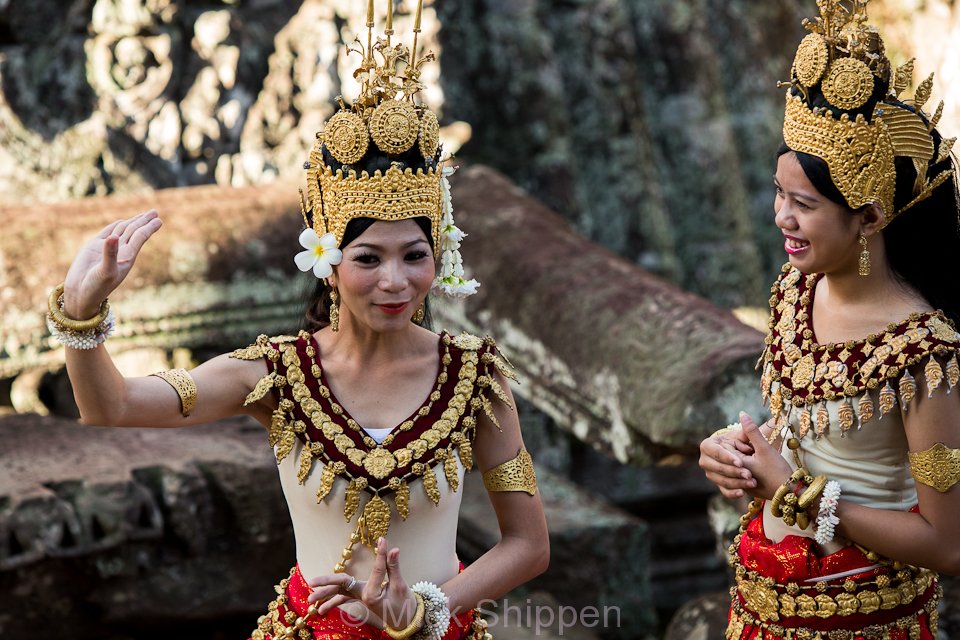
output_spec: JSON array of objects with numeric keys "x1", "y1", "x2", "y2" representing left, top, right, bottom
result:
[
  {"x1": 47, "y1": 284, "x2": 110, "y2": 332},
  {"x1": 482, "y1": 449, "x2": 538, "y2": 495},
  {"x1": 151, "y1": 368, "x2": 197, "y2": 416},
  {"x1": 384, "y1": 593, "x2": 425, "y2": 640},
  {"x1": 769, "y1": 482, "x2": 792, "y2": 518},
  {"x1": 908, "y1": 442, "x2": 960, "y2": 492},
  {"x1": 797, "y1": 475, "x2": 828, "y2": 510}
]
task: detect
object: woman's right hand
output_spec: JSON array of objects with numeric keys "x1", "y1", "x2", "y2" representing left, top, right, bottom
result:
[
  {"x1": 63, "y1": 211, "x2": 162, "y2": 318},
  {"x1": 699, "y1": 424, "x2": 758, "y2": 500}
]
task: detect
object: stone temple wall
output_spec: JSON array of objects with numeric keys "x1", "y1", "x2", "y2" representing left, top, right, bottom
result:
[{"x1": 2, "y1": 0, "x2": 955, "y2": 308}]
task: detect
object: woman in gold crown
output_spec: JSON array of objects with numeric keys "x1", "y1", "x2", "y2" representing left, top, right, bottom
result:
[
  {"x1": 47, "y1": 3, "x2": 548, "y2": 639},
  {"x1": 699, "y1": 1, "x2": 960, "y2": 638}
]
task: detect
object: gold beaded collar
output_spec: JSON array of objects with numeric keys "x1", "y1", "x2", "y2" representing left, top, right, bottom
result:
[
  {"x1": 232, "y1": 331, "x2": 517, "y2": 548},
  {"x1": 760, "y1": 265, "x2": 960, "y2": 438}
]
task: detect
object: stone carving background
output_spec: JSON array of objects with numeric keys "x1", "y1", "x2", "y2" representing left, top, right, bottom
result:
[{"x1": 1, "y1": 0, "x2": 957, "y2": 306}]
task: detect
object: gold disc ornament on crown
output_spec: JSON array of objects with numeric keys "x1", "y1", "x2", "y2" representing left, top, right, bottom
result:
[
  {"x1": 370, "y1": 99, "x2": 420, "y2": 154},
  {"x1": 821, "y1": 57, "x2": 875, "y2": 110},
  {"x1": 792, "y1": 33, "x2": 829, "y2": 88},
  {"x1": 323, "y1": 111, "x2": 370, "y2": 165},
  {"x1": 418, "y1": 109, "x2": 440, "y2": 158}
]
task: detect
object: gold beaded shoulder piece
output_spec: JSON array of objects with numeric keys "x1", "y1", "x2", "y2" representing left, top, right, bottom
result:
[
  {"x1": 231, "y1": 331, "x2": 516, "y2": 549},
  {"x1": 759, "y1": 265, "x2": 960, "y2": 439}
]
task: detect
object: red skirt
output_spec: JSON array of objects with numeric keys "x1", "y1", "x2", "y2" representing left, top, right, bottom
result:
[
  {"x1": 728, "y1": 510, "x2": 940, "y2": 640},
  {"x1": 249, "y1": 565, "x2": 485, "y2": 640}
]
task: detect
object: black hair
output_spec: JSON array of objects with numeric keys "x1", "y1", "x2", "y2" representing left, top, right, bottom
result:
[
  {"x1": 299, "y1": 216, "x2": 435, "y2": 333},
  {"x1": 777, "y1": 96, "x2": 960, "y2": 325}
]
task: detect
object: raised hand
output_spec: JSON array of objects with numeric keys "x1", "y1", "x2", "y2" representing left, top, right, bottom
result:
[
  {"x1": 63, "y1": 211, "x2": 162, "y2": 318},
  {"x1": 307, "y1": 537, "x2": 420, "y2": 630}
]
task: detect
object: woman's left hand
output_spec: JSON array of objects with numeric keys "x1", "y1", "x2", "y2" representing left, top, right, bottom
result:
[
  {"x1": 307, "y1": 537, "x2": 420, "y2": 630},
  {"x1": 738, "y1": 411, "x2": 794, "y2": 500}
]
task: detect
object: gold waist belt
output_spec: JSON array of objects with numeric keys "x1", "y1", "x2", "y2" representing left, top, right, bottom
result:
[{"x1": 734, "y1": 568, "x2": 936, "y2": 623}]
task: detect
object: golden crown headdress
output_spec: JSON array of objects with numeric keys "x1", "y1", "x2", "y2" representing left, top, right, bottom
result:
[
  {"x1": 782, "y1": 0, "x2": 956, "y2": 225},
  {"x1": 295, "y1": 0, "x2": 478, "y2": 298}
]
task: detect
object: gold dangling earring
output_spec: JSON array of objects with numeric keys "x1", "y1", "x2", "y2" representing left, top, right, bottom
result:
[
  {"x1": 412, "y1": 302, "x2": 425, "y2": 325},
  {"x1": 858, "y1": 232, "x2": 871, "y2": 277},
  {"x1": 329, "y1": 288, "x2": 340, "y2": 332}
]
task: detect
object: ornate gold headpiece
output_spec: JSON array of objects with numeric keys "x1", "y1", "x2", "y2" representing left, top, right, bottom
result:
[
  {"x1": 782, "y1": 0, "x2": 956, "y2": 225},
  {"x1": 295, "y1": 0, "x2": 478, "y2": 298}
]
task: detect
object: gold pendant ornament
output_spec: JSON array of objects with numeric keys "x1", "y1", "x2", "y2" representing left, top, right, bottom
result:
[
  {"x1": 412, "y1": 303, "x2": 425, "y2": 325},
  {"x1": 908, "y1": 442, "x2": 960, "y2": 492},
  {"x1": 329, "y1": 289, "x2": 340, "y2": 332},
  {"x1": 858, "y1": 232, "x2": 871, "y2": 277}
]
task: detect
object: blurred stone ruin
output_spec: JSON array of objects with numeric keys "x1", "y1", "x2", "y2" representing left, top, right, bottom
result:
[{"x1": 3, "y1": 0, "x2": 960, "y2": 638}]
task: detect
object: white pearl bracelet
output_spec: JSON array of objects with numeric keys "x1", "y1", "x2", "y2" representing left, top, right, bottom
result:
[
  {"x1": 814, "y1": 480, "x2": 841, "y2": 546},
  {"x1": 410, "y1": 581, "x2": 451, "y2": 640}
]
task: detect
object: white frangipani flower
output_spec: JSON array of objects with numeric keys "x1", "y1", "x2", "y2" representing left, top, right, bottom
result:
[
  {"x1": 294, "y1": 228, "x2": 342, "y2": 279},
  {"x1": 432, "y1": 164, "x2": 480, "y2": 298}
]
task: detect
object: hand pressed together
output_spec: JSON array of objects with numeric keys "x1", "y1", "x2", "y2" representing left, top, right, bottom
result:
[{"x1": 698, "y1": 412, "x2": 794, "y2": 500}]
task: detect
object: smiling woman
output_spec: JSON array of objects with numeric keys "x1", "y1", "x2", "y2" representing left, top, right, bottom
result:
[
  {"x1": 698, "y1": 1, "x2": 960, "y2": 639},
  {"x1": 45, "y1": 2, "x2": 548, "y2": 639}
]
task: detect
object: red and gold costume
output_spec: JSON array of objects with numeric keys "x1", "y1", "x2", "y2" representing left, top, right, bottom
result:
[
  {"x1": 728, "y1": 0, "x2": 960, "y2": 635},
  {"x1": 728, "y1": 267, "x2": 960, "y2": 639},
  {"x1": 234, "y1": 331, "x2": 514, "y2": 640}
]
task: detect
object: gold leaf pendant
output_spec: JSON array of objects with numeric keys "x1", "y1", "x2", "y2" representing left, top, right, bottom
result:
[
  {"x1": 444, "y1": 452, "x2": 460, "y2": 492},
  {"x1": 316, "y1": 465, "x2": 336, "y2": 503},
  {"x1": 798, "y1": 407, "x2": 812, "y2": 440},
  {"x1": 838, "y1": 399, "x2": 854, "y2": 437},
  {"x1": 297, "y1": 445, "x2": 314, "y2": 484},
  {"x1": 422, "y1": 465, "x2": 441, "y2": 505},
  {"x1": 362, "y1": 495, "x2": 392, "y2": 543},
  {"x1": 947, "y1": 354, "x2": 960, "y2": 392},
  {"x1": 899, "y1": 369, "x2": 917, "y2": 409},
  {"x1": 344, "y1": 478, "x2": 368, "y2": 522},
  {"x1": 394, "y1": 481, "x2": 410, "y2": 520},
  {"x1": 245, "y1": 372, "x2": 277, "y2": 406},
  {"x1": 879, "y1": 381, "x2": 897, "y2": 418},
  {"x1": 857, "y1": 393, "x2": 874, "y2": 429},
  {"x1": 925, "y1": 357, "x2": 944, "y2": 397},
  {"x1": 816, "y1": 402, "x2": 829, "y2": 438},
  {"x1": 458, "y1": 440, "x2": 474, "y2": 471}
]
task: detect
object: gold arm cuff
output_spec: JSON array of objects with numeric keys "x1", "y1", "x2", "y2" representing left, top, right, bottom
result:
[
  {"x1": 384, "y1": 593, "x2": 425, "y2": 640},
  {"x1": 151, "y1": 368, "x2": 197, "y2": 417},
  {"x1": 908, "y1": 442, "x2": 960, "y2": 493},
  {"x1": 47, "y1": 284, "x2": 110, "y2": 332},
  {"x1": 482, "y1": 449, "x2": 537, "y2": 495}
]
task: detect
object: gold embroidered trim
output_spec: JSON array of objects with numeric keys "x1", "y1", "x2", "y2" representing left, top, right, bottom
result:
[
  {"x1": 760, "y1": 267, "x2": 960, "y2": 439},
  {"x1": 908, "y1": 443, "x2": 960, "y2": 493},
  {"x1": 482, "y1": 449, "x2": 537, "y2": 496},
  {"x1": 150, "y1": 368, "x2": 197, "y2": 416},
  {"x1": 234, "y1": 331, "x2": 514, "y2": 549}
]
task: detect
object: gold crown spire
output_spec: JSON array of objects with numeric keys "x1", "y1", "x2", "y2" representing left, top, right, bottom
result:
[
  {"x1": 295, "y1": 1, "x2": 480, "y2": 298},
  {"x1": 781, "y1": 0, "x2": 955, "y2": 224}
]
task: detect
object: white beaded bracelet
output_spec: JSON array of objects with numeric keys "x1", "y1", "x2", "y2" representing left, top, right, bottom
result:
[
  {"x1": 46, "y1": 310, "x2": 116, "y2": 350},
  {"x1": 410, "y1": 581, "x2": 451, "y2": 640},
  {"x1": 814, "y1": 480, "x2": 841, "y2": 546}
]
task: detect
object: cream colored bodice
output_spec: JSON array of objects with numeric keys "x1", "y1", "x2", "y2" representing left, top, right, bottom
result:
[{"x1": 758, "y1": 265, "x2": 960, "y2": 545}]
